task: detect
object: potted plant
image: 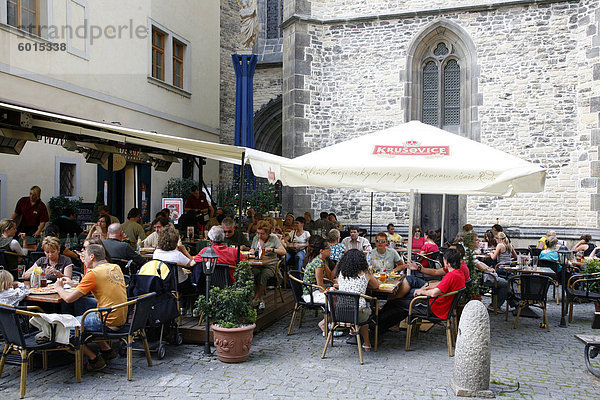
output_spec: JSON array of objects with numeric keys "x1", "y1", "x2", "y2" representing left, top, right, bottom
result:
[
  {"x1": 461, "y1": 232, "x2": 483, "y2": 302},
  {"x1": 195, "y1": 260, "x2": 257, "y2": 363}
]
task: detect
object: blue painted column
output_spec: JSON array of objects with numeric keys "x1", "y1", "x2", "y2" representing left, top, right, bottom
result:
[{"x1": 232, "y1": 54, "x2": 257, "y2": 187}]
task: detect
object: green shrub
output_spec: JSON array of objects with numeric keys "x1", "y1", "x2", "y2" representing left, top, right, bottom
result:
[
  {"x1": 162, "y1": 178, "x2": 199, "y2": 199},
  {"x1": 195, "y1": 260, "x2": 257, "y2": 328},
  {"x1": 47, "y1": 196, "x2": 82, "y2": 223},
  {"x1": 583, "y1": 258, "x2": 600, "y2": 292}
]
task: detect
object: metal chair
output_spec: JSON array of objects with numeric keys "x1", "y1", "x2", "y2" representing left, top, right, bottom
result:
[
  {"x1": 321, "y1": 290, "x2": 378, "y2": 364},
  {"x1": 405, "y1": 287, "x2": 465, "y2": 357},
  {"x1": 0, "y1": 305, "x2": 81, "y2": 398},
  {"x1": 287, "y1": 270, "x2": 328, "y2": 336},
  {"x1": 80, "y1": 293, "x2": 156, "y2": 381},
  {"x1": 506, "y1": 274, "x2": 552, "y2": 331}
]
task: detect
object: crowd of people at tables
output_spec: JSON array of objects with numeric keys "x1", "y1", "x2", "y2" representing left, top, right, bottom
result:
[{"x1": 2, "y1": 183, "x2": 598, "y2": 364}]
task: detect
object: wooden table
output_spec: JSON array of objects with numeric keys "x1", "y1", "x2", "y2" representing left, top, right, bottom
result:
[
  {"x1": 502, "y1": 266, "x2": 556, "y2": 276},
  {"x1": 248, "y1": 256, "x2": 279, "y2": 267},
  {"x1": 24, "y1": 282, "x2": 64, "y2": 304},
  {"x1": 368, "y1": 276, "x2": 405, "y2": 299}
]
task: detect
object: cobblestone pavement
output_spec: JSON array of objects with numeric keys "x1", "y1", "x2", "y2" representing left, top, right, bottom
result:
[{"x1": 1, "y1": 296, "x2": 599, "y2": 399}]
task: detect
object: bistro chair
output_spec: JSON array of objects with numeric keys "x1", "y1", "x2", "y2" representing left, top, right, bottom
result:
[
  {"x1": 196, "y1": 263, "x2": 230, "y2": 325},
  {"x1": 27, "y1": 252, "x2": 45, "y2": 265},
  {"x1": 514, "y1": 248, "x2": 530, "y2": 256},
  {"x1": 506, "y1": 274, "x2": 552, "y2": 331},
  {"x1": 566, "y1": 272, "x2": 600, "y2": 322},
  {"x1": 287, "y1": 270, "x2": 328, "y2": 336},
  {"x1": 0, "y1": 304, "x2": 81, "y2": 398},
  {"x1": 270, "y1": 259, "x2": 285, "y2": 306},
  {"x1": 112, "y1": 258, "x2": 135, "y2": 276},
  {"x1": 405, "y1": 287, "x2": 465, "y2": 357},
  {"x1": 80, "y1": 292, "x2": 156, "y2": 381},
  {"x1": 537, "y1": 259, "x2": 561, "y2": 304},
  {"x1": 321, "y1": 290, "x2": 378, "y2": 365}
]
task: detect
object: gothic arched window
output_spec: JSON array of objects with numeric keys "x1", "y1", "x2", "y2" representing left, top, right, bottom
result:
[{"x1": 422, "y1": 42, "x2": 461, "y2": 128}]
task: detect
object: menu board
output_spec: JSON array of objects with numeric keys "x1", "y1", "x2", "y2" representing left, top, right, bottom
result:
[{"x1": 76, "y1": 203, "x2": 95, "y2": 226}]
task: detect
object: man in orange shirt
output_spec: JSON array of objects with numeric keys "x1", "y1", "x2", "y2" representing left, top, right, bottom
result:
[{"x1": 56, "y1": 244, "x2": 127, "y2": 371}]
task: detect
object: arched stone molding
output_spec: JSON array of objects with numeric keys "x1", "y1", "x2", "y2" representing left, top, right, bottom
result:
[
  {"x1": 254, "y1": 95, "x2": 282, "y2": 156},
  {"x1": 404, "y1": 18, "x2": 481, "y2": 141}
]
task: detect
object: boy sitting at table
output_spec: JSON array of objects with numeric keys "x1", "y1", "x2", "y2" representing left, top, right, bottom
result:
[{"x1": 377, "y1": 248, "x2": 466, "y2": 333}]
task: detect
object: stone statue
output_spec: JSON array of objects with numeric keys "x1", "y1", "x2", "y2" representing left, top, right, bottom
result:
[{"x1": 238, "y1": 0, "x2": 258, "y2": 49}]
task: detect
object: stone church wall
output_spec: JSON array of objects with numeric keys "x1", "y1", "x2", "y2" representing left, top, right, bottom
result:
[{"x1": 283, "y1": 0, "x2": 600, "y2": 233}]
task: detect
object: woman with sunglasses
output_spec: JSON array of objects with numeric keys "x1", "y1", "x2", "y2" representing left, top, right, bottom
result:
[{"x1": 411, "y1": 225, "x2": 425, "y2": 252}]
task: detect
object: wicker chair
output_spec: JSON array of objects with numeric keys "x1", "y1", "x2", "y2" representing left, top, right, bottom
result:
[
  {"x1": 506, "y1": 274, "x2": 552, "y2": 331},
  {"x1": 405, "y1": 287, "x2": 465, "y2": 357},
  {"x1": 321, "y1": 290, "x2": 378, "y2": 364},
  {"x1": 80, "y1": 293, "x2": 156, "y2": 381},
  {"x1": 566, "y1": 272, "x2": 600, "y2": 322},
  {"x1": 287, "y1": 270, "x2": 327, "y2": 336},
  {"x1": 0, "y1": 305, "x2": 81, "y2": 398}
]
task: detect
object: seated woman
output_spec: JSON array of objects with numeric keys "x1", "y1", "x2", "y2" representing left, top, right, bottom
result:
[
  {"x1": 327, "y1": 229, "x2": 345, "y2": 264},
  {"x1": 38, "y1": 224, "x2": 79, "y2": 262},
  {"x1": 336, "y1": 249, "x2": 380, "y2": 351},
  {"x1": 250, "y1": 220, "x2": 286, "y2": 310},
  {"x1": 23, "y1": 236, "x2": 73, "y2": 282},
  {"x1": 152, "y1": 226, "x2": 195, "y2": 292},
  {"x1": 0, "y1": 269, "x2": 29, "y2": 306},
  {"x1": 411, "y1": 225, "x2": 426, "y2": 252},
  {"x1": 488, "y1": 232, "x2": 516, "y2": 267},
  {"x1": 539, "y1": 236, "x2": 559, "y2": 262},
  {"x1": 572, "y1": 234, "x2": 596, "y2": 257},
  {"x1": 85, "y1": 214, "x2": 110, "y2": 241},
  {"x1": 285, "y1": 216, "x2": 311, "y2": 271},
  {"x1": 537, "y1": 230, "x2": 556, "y2": 250},
  {"x1": 301, "y1": 235, "x2": 333, "y2": 333},
  {"x1": 246, "y1": 213, "x2": 263, "y2": 240},
  {"x1": 328, "y1": 213, "x2": 343, "y2": 231},
  {"x1": 0, "y1": 218, "x2": 28, "y2": 273},
  {"x1": 282, "y1": 213, "x2": 295, "y2": 234},
  {"x1": 418, "y1": 230, "x2": 439, "y2": 268}
]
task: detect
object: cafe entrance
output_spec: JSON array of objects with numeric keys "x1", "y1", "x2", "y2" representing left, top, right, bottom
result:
[{"x1": 419, "y1": 194, "x2": 461, "y2": 245}]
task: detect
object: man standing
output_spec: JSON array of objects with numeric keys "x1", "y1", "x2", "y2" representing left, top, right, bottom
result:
[
  {"x1": 342, "y1": 226, "x2": 372, "y2": 253},
  {"x1": 222, "y1": 217, "x2": 250, "y2": 250},
  {"x1": 121, "y1": 208, "x2": 146, "y2": 248},
  {"x1": 55, "y1": 244, "x2": 127, "y2": 371},
  {"x1": 102, "y1": 223, "x2": 147, "y2": 267},
  {"x1": 11, "y1": 185, "x2": 49, "y2": 237},
  {"x1": 184, "y1": 186, "x2": 214, "y2": 224}
]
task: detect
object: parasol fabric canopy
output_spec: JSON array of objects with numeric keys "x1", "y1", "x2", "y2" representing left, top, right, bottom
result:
[{"x1": 247, "y1": 121, "x2": 546, "y2": 197}]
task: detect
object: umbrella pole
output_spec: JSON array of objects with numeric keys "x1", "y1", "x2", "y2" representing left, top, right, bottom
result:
[
  {"x1": 370, "y1": 192, "x2": 374, "y2": 244},
  {"x1": 440, "y1": 194, "x2": 446, "y2": 247},
  {"x1": 407, "y1": 189, "x2": 415, "y2": 276},
  {"x1": 237, "y1": 151, "x2": 245, "y2": 263}
]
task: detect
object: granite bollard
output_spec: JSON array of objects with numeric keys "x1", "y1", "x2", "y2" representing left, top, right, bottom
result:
[{"x1": 450, "y1": 300, "x2": 494, "y2": 398}]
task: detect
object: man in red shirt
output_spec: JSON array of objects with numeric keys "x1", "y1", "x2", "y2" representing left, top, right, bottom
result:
[
  {"x1": 195, "y1": 225, "x2": 245, "y2": 283},
  {"x1": 11, "y1": 186, "x2": 49, "y2": 237},
  {"x1": 378, "y1": 248, "x2": 466, "y2": 332},
  {"x1": 184, "y1": 186, "x2": 214, "y2": 223}
]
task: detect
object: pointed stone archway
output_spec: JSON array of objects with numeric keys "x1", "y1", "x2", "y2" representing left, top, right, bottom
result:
[{"x1": 254, "y1": 95, "x2": 282, "y2": 156}]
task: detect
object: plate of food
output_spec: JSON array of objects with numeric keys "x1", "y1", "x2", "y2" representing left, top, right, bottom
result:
[
  {"x1": 29, "y1": 285, "x2": 58, "y2": 294},
  {"x1": 378, "y1": 283, "x2": 397, "y2": 290}
]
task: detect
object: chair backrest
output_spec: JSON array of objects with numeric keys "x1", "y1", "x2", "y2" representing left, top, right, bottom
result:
[
  {"x1": 112, "y1": 258, "x2": 134, "y2": 276},
  {"x1": 520, "y1": 274, "x2": 552, "y2": 302},
  {"x1": 326, "y1": 290, "x2": 360, "y2": 325},
  {"x1": 0, "y1": 305, "x2": 25, "y2": 348},
  {"x1": 528, "y1": 246, "x2": 542, "y2": 257},
  {"x1": 129, "y1": 293, "x2": 157, "y2": 333},
  {"x1": 514, "y1": 248, "x2": 530, "y2": 256},
  {"x1": 212, "y1": 263, "x2": 230, "y2": 289},
  {"x1": 288, "y1": 270, "x2": 305, "y2": 303},
  {"x1": 537, "y1": 259, "x2": 560, "y2": 273}
]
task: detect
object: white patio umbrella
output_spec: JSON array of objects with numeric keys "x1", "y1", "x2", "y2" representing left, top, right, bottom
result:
[{"x1": 246, "y1": 121, "x2": 546, "y2": 256}]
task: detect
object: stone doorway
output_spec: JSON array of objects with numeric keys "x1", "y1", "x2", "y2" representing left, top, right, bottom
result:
[{"x1": 420, "y1": 194, "x2": 460, "y2": 245}]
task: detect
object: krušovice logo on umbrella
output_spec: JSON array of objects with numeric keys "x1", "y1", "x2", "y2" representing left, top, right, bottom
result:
[{"x1": 373, "y1": 141, "x2": 450, "y2": 156}]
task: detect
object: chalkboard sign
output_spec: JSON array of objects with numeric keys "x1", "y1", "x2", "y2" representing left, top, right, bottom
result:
[{"x1": 76, "y1": 203, "x2": 95, "y2": 226}]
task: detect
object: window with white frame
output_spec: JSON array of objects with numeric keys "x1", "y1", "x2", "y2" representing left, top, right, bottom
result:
[
  {"x1": 148, "y1": 19, "x2": 191, "y2": 94},
  {"x1": 1, "y1": 0, "x2": 52, "y2": 38}
]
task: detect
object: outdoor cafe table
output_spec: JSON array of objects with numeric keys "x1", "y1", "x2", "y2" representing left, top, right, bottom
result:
[
  {"x1": 500, "y1": 265, "x2": 556, "y2": 318},
  {"x1": 24, "y1": 282, "x2": 64, "y2": 304}
]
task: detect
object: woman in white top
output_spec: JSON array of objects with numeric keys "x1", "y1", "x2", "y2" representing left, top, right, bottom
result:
[
  {"x1": 336, "y1": 249, "x2": 380, "y2": 351},
  {"x1": 285, "y1": 216, "x2": 311, "y2": 271},
  {"x1": 152, "y1": 226, "x2": 195, "y2": 287},
  {"x1": 0, "y1": 218, "x2": 28, "y2": 256}
]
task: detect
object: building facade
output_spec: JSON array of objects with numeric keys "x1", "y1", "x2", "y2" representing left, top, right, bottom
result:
[
  {"x1": 0, "y1": 0, "x2": 221, "y2": 222},
  {"x1": 219, "y1": 0, "x2": 600, "y2": 240}
]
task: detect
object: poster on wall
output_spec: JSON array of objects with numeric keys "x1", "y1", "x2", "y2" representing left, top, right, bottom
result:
[{"x1": 162, "y1": 198, "x2": 183, "y2": 224}]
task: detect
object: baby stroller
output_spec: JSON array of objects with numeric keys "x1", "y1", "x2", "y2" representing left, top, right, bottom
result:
[{"x1": 128, "y1": 259, "x2": 182, "y2": 359}]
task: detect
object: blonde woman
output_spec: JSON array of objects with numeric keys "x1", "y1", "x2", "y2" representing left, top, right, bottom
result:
[
  {"x1": 488, "y1": 232, "x2": 516, "y2": 265},
  {"x1": 0, "y1": 270, "x2": 29, "y2": 306},
  {"x1": 23, "y1": 236, "x2": 73, "y2": 282}
]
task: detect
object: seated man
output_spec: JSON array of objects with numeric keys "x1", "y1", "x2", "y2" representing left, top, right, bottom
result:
[
  {"x1": 369, "y1": 232, "x2": 405, "y2": 273},
  {"x1": 222, "y1": 217, "x2": 250, "y2": 250},
  {"x1": 342, "y1": 226, "x2": 372, "y2": 253},
  {"x1": 143, "y1": 216, "x2": 193, "y2": 260},
  {"x1": 103, "y1": 223, "x2": 147, "y2": 268},
  {"x1": 378, "y1": 248, "x2": 466, "y2": 332},
  {"x1": 195, "y1": 226, "x2": 246, "y2": 283},
  {"x1": 386, "y1": 223, "x2": 403, "y2": 243},
  {"x1": 55, "y1": 244, "x2": 127, "y2": 371}
]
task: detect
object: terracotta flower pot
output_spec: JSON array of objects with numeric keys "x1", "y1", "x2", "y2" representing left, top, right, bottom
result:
[{"x1": 211, "y1": 323, "x2": 256, "y2": 363}]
